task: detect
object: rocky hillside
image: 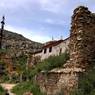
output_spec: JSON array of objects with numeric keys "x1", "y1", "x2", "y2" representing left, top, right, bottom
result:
[{"x1": 1, "y1": 30, "x2": 42, "y2": 57}]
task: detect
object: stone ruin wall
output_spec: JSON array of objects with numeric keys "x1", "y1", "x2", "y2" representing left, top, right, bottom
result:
[
  {"x1": 36, "y1": 72, "x2": 60, "y2": 95},
  {"x1": 36, "y1": 71, "x2": 79, "y2": 95},
  {"x1": 68, "y1": 6, "x2": 95, "y2": 68},
  {"x1": 36, "y1": 6, "x2": 95, "y2": 95}
]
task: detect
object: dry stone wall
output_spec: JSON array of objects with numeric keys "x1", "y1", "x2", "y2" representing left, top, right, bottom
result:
[
  {"x1": 68, "y1": 6, "x2": 95, "y2": 68},
  {"x1": 36, "y1": 72, "x2": 60, "y2": 95}
]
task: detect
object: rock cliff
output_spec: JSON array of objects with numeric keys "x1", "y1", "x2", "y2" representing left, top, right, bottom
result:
[{"x1": 1, "y1": 30, "x2": 42, "y2": 57}]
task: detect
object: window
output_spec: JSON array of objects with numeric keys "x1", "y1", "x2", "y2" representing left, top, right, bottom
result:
[
  {"x1": 44, "y1": 48, "x2": 47, "y2": 54},
  {"x1": 49, "y1": 47, "x2": 52, "y2": 52},
  {"x1": 59, "y1": 48, "x2": 62, "y2": 54}
]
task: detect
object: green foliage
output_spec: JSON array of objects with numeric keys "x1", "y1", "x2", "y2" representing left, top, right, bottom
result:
[
  {"x1": 0, "y1": 60, "x2": 4, "y2": 64},
  {"x1": 11, "y1": 52, "x2": 69, "y2": 95},
  {"x1": 73, "y1": 66, "x2": 95, "y2": 95},
  {"x1": 43, "y1": 52, "x2": 69, "y2": 70},
  {"x1": 12, "y1": 55, "x2": 28, "y2": 82},
  {"x1": 16, "y1": 55, "x2": 27, "y2": 73},
  {"x1": 1, "y1": 74, "x2": 10, "y2": 83},
  {"x1": 0, "y1": 85, "x2": 5, "y2": 95},
  {"x1": 13, "y1": 54, "x2": 27, "y2": 66},
  {"x1": 12, "y1": 81, "x2": 45, "y2": 95},
  {"x1": 0, "y1": 48, "x2": 10, "y2": 55},
  {"x1": 0, "y1": 48, "x2": 7, "y2": 53},
  {"x1": 30, "y1": 52, "x2": 69, "y2": 77}
]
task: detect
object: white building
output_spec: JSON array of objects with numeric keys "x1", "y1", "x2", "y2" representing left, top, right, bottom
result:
[{"x1": 32, "y1": 38, "x2": 69, "y2": 60}]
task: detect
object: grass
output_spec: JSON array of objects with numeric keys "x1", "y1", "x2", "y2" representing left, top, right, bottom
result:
[{"x1": 12, "y1": 81, "x2": 45, "y2": 95}]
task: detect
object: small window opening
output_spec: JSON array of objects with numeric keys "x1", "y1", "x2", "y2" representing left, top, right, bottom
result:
[
  {"x1": 44, "y1": 48, "x2": 47, "y2": 54},
  {"x1": 49, "y1": 47, "x2": 52, "y2": 52},
  {"x1": 59, "y1": 48, "x2": 62, "y2": 54}
]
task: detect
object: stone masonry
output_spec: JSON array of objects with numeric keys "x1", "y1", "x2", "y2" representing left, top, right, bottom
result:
[
  {"x1": 65, "y1": 6, "x2": 95, "y2": 68},
  {"x1": 36, "y1": 6, "x2": 95, "y2": 95}
]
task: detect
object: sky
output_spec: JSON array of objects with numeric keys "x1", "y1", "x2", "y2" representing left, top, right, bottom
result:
[{"x1": 0, "y1": 0, "x2": 95, "y2": 43}]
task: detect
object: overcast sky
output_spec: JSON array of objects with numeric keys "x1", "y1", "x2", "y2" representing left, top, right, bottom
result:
[{"x1": 0, "y1": 0, "x2": 95, "y2": 43}]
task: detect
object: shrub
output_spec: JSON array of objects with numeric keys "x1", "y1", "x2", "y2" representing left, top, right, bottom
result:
[
  {"x1": 73, "y1": 65, "x2": 95, "y2": 95},
  {"x1": 0, "y1": 85, "x2": 5, "y2": 95},
  {"x1": 30, "y1": 52, "x2": 69, "y2": 77},
  {"x1": 0, "y1": 49, "x2": 7, "y2": 53}
]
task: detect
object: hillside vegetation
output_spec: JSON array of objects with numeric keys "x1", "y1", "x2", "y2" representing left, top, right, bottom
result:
[
  {"x1": 12, "y1": 81, "x2": 45, "y2": 95},
  {"x1": 12, "y1": 52, "x2": 69, "y2": 95},
  {"x1": 30, "y1": 51, "x2": 69, "y2": 77}
]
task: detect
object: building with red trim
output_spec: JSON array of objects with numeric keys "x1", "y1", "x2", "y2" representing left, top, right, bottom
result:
[{"x1": 32, "y1": 38, "x2": 69, "y2": 60}]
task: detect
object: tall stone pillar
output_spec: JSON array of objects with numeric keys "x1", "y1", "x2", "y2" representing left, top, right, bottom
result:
[{"x1": 65, "y1": 6, "x2": 95, "y2": 68}]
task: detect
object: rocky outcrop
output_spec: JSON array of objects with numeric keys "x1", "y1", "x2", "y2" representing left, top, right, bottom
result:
[{"x1": 1, "y1": 30, "x2": 42, "y2": 57}]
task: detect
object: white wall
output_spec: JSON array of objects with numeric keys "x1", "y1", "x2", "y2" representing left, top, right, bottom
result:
[
  {"x1": 40, "y1": 39, "x2": 69, "y2": 60},
  {"x1": 32, "y1": 39, "x2": 69, "y2": 61}
]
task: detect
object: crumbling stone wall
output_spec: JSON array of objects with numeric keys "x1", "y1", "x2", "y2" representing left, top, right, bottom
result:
[
  {"x1": 36, "y1": 72, "x2": 60, "y2": 95},
  {"x1": 37, "y1": 68, "x2": 80, "y2": 95},
  {"x1": 68, "y1": 6, "x2": 95, "y2": 68},
  {"x1": 36, "y1": 6, "x2": 95, "y2": 95}
]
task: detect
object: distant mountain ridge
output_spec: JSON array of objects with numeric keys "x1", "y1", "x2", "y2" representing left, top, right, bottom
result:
[{"x1": 1, "y1": 29, "x2": 43, "y2": 57}]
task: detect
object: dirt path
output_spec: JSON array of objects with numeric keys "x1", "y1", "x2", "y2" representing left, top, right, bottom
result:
[{"x1": 1, "y1": 83, "x2": 16, "y2": 95}]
